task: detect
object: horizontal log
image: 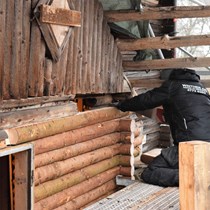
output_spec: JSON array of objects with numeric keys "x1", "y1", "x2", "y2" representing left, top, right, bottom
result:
[
  {"x1": 123, "y1": 57, "x2": 210, "y2": 71},
  {"x1": 119, "y1": 144, "x2": 141, "y2": 156},
  {"x1": 40, "y1": 5, "x2": 81, "y2": 27},
  {"x1": 54, "y1": 180, "x2": 116, "y2": 210},
  {"x1": 35, "y1": 156, "x2": 120, "y2": 201},
  {"x1": 117, "y1": 34, "x2": 210, "y2": 51},
  {"x1": 120, "y1": 167, "x2": 131, "y2": 177},
  {"x1": 120, "y1": 134, "x2": 143, "y2": 146},
  {"x1": 5, "y1": 107, "x2": 128, "y2": 144},
  {"x1": 33, "y1": 119, "x2": 120, "y2": 155},
  {"x1": 0, "y1": 103, "x2": 78, "y2": 129},
  {"x1": 34, "y1": 167, "x2": 120, "y2": 209},
  {"x1": 35, "y1": 132, "x2": 121, "y2": 167},
  {"x1": 105, "y1": 6, "x2": 210, "y2": 22},
  {"x1": 119, "y1": 155, "x2": 131, "y2": 167},
  {"x1": 34, "y1": 145, "x2": 121, "y2": 185}
]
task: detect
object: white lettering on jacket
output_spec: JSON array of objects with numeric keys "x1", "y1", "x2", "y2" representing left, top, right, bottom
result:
[{"x1": 182, "y1": 84, "x2": 208, "y2": 95}]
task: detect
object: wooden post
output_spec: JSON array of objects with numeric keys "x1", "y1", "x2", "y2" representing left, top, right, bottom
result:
[{"x1": 179, "y1": 141, "x2": 210, "y2": 210}]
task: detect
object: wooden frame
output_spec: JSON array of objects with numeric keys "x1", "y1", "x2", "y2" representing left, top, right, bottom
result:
[{"x1": 0, "y1": 144, "x2": 34, "y2": 210}]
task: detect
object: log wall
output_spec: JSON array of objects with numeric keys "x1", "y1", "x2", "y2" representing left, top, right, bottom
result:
[
  {"x1": 0, "y1": 0, "x2": 124, "y2": 108},
  {"x1": 3, "y1": 107, "x2": 145, "y2": 209}
]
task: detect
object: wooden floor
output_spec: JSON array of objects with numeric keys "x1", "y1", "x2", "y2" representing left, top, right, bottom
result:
[{"x1": 84, "y1": 181, "x2": 179, "y2": 210}]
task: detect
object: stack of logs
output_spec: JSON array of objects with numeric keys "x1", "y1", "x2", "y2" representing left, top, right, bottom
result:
[{"x1": 4, "y1": 107, "x2": 144, "y2": 209}]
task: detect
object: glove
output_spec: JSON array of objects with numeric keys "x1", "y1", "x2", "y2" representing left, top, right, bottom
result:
[{"x1": 108, "y1": 101, "x2": 125, "y2": 112}]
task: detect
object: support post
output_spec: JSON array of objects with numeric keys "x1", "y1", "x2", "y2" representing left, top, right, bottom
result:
[{"x1": 179, "y1": 141, "x2": 210, "y2": 210}]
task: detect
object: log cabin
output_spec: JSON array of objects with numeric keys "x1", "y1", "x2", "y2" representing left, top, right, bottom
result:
[{"x1": 0, "y1": 0, "x2": 210, "y2": 209}]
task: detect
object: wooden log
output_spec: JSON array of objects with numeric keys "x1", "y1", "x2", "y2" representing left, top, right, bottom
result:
[
  {"x1": 119, "y1": 155, "x2": 131, "y2": 167},
  {"x1": 120, "y1": 134, "x2": 143, "y2": 146},
  {"x1": 105, "y1": 6, "x2": 210, "y2": 22},
  {"x1": 120, "y1": 167, "x2": 131, "y2": 177},
  {"x1": 35, "y1": 132, "x2": 121, "y2": 167},
  {"x1": 34, "y1": 144, "x2": 121, "y2": 185},
  {"x1": 34, "y1": 119, "x2": 120, "y2": 155},
  {"x1": 34, "y1": 156, "x2": 120, "y2": 201},
  {"x1": 40, "y1": 5, "x2": 81, "y2": 27},
  {"x1": 34, "y1": 167, "x2": 120, "y2": 209},
  {"x1": 123, "y1": 57, "x2": 210, "y2": 71},
  {"x1": 5, "y1": 107, "x2": 128, "y2": 145},
  {"x1": 179, "y1": 141, "x2": 210, "y2": 210},
  {"x1": 119, "y1": 144, "x2": 141, "y2": 157},
  {"x1": 54, "y1": 179, "x2": 116, "y2": 210},
  {"x1": 0, "y1": 103, "x2": 77, "y2": 129}
]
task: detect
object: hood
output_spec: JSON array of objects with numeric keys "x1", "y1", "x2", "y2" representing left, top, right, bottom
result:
[{"x1": 168, "y1": 68, "x2": 200, "y2": 82}]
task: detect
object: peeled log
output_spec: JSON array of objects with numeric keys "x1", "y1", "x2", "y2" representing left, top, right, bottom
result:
[
  {"x1": 120, "y1": 167, "x2": 131, "y2": 177},
  {"x1": 5, "y1": 107, "x2": 128, "y2": 144},
  {"x1": 34, "y1": 144, "x2": 121, "y2": 185},
  {"x1": 33, "y1": 119, "x2": 120, "y2": 155},
  {"x1": 119, "y1": 155, "x2": 131, "y2": 167},
  {"x1": 35, "y1": 156, "x2": 120, "y2": 201},
  {"x1": 54, "y1": 180, "x2": 116, "y2": 210},
  {"x1": 35, "y1": 132, "x2": 121, "y2": 167},
  {"x1": 119, "y1": 144, "x2": 141, "y2": 157},
  {"x1": 34, "y1": 167, "x2": 120, "y2": 210},
  {"x1": 120, "y1": 134, "x2": 143, "y2": 146}
]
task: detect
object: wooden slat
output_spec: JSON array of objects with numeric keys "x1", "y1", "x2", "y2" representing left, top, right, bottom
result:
[
  {"x1": 19, "y1": 0, "x2": 31, "y2": 98},
  {"x1": 3, "y1": 0, "x2": 14, "y2": 100},
  {"x1": 179, "y1": 141, "x2": 210, "y2": 210},
  {"x1": 105, "y1": 6, "x2": 210, "y2": 22},
  {"x1": 0, "y1": 0, "x2": 6, "y2": 101},
  {"x1": 117, "y1": 34, "x2": 210, "y2": 51},
  {"x1": 123, "y1": 57, "x2": 210, "y2": 71},
  {"x1": 40, "y1": 5, "x2": 81, "y2": 27}
]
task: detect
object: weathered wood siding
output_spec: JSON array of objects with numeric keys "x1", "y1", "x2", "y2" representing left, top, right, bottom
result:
[{"x1": 0, "y1": 0, "x2": 124, "y2": 107}]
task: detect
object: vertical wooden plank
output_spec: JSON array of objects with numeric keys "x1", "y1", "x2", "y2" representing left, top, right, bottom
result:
[
  {"x1": 90, "y1": 0, "x2": 98, "y2": 93},
  {"x1": 19, "y1": 0, "x2": 31, "y2": 98},
  {"x1": 95, "y1": 2, "x2": 103, "y2": 93},
  {"x1": 87, "y1": 1, "x2": 94, "y2": 93},
  {"x1": 179, "y1": 141, "x2": 210, "y2": 210},
  {"x1": 81, "y1": 0, "x2": 89, "y2": 93},
  {"x1": 108, "y1": 36, "x2": 114, "y2": 92},
  {"x1": 112, "y1": 42, "x2": 118, "y2": 93},
  {"x1": 0, "y1": 0, "x2": 6, "y2": 101},
  {"x1": 65, "y1": 29, "x2": 75, "y2": 95},
  {"x1": 2, "y1": 0, "x2": 14, "y2": 99},
  {"x1": 76, "y1": 0, "x2": 83, "y2": 94},
  {"x1": 9, "y1": 0, "x2": 22, "y2": 99},
  {"x1": 14, "y1": 151, "x2": 29, "y2": 210}
]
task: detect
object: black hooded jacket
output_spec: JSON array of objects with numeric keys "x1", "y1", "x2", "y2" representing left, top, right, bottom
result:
[{"x1": 118, "y1": 69, "x2": 210, "y2": 144}]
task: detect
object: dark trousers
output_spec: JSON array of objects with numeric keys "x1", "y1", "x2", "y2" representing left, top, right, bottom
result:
[{"x1": 141, "y1": 146, "x2": 179, "y2": 187}]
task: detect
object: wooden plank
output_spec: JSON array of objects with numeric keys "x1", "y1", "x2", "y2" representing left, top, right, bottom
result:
[
  {"x1": 14, "y1": 151, "x2": 29, "y2": 210},
  {"x1": 76, "y1": 0, "x2": 83, "y2": 93},
  {"x1": 179, "y1": 141, "x2": 210, "y2": 210},
  {"x1": 40, "y1": 4, "x2": 81, "y2": 27},
  {"x1": 117, "y1": 34, "x2": 210, "y2": 51},
  {"x1": 95, "y1": 2, "x2": 103, "y2": 92},
  {"x1": 123, "y1": 57, "x2": 210, "y2": 71},
  {"x1": 3, "y1": 0, "x2": 14, "y2": 99},
  {"x1": 0, "y1": 0, "x2": 6, "y2": 101},
  {"x1": 105, "y1": 6, "x2": 210, "y2": 22}
]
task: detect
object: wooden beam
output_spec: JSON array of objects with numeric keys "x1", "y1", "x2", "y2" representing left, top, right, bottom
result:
[
  {"x1": 123, "y1": 57, "x2": 210, "y2": 71},
  {"x1": 179, "y1": 141, "x2": 210, "y2": 210},
  {"x1": 117, "y1": 34, "x2": 210, "y2": 51},
  {"x1": 105, "y1": 6, "x2": 210, "y2": 22},
  {"x1": 40, "y1": 5, "x2": 81, "y2": 27},
  {"x1": 129, "y1": 78, "x2": 210, "y2": 88}
]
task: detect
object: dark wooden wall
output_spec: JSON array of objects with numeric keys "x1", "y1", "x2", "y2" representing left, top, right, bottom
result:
[{"x1": 0, "y1": 0, "x2": 124, "y2": 108}]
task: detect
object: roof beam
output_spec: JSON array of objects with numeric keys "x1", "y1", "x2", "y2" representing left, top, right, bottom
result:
[
  {"x1": 117, "y1": 34, "x2": 210, "y2": 51},
  {"x1": 105, "y1": 6, "x2": 210, "y2": 22},
  {"x1": 123, "y1": 57, "x2": 210, "y2": 71}
]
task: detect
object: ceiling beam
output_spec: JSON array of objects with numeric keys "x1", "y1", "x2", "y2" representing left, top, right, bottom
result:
[
  {"x1": 123, "y1": 57, "x2": 210, "y2": 71},
  {"x1": 105, "y1": 6, "x2": 210, "y2": 22}
]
